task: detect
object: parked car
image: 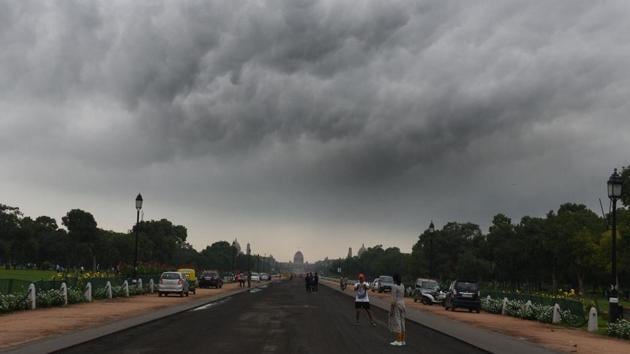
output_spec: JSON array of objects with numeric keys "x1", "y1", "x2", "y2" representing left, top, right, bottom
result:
[
  {"x1": 260, "y1": 273, "x2": 271, "y2": 281},
  {"x1": 443, "y1": 280, "x2": 481, "y2": 312},
  {"x1": 251, "y1": 272, "x2": 260, "y2": 282},
  {"x1": 413, "y1": 278, "x2": 445, "y2": 305},
  {"x1": 199, "y1": 270, "x2": 223, "y2": 289},
  {"x1": 158, "y1": 272, "x2": 190, "y2": 297},
  {"x1": 177, "y1": 268, "x2": 197, "y2": 294},
  {"x1": 371, "y1": 278, "x2": 380, "y2": 292},
  {"x1": 376, "y1": 275, "x2": 394, "y2": 293}
]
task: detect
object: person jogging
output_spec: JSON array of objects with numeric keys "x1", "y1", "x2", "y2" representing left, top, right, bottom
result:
[
  {"x1": 388, "y1": 273, "x2": 406, "y2": 346},
  {"x1": 354, "y1": 273, "x2": 376, "y2": 326}
]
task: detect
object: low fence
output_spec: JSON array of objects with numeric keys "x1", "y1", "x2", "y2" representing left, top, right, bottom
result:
[
  {"x1": 0, "y1": 274, "x2": 162, "y2": 314},
  {"x1": 0, "y1": 278, "x2": 32, "y2": 295},
  {"x1": 481, "y1": 289, "x2": 586, "y2": 320}
]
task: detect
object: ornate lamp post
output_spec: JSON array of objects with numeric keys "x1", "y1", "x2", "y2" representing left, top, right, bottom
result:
[
  {"x1": 428, "y1": 221, "x2": 435, "y2": 278},
  {"x1": 231, "y1": 240, "x2": 237, "y2": 271},
  {"x1": 246, "y1": 243, "x2": 251, "y2": 288},
  {"x1": 607, "y1": 169, "x2": 623, "y2": 323},
  {"x1": 134, "y1": 194, "x2": 143, "y2": 277}
]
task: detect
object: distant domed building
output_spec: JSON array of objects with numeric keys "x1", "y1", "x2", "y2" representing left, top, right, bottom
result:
[
  {"x1": 292, "y1": 251, "x2": 306, "y2": 274},
  {"x1": 294, "y1": 251, "x2": 304, "y2": 264}
]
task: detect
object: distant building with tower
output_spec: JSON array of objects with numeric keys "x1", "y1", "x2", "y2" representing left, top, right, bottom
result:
[
  {"x1": 357, "y1": 244, "x2": 366, "y2": 257},
  {"x1": 347, "y1": 247, "x2": 353, "y2": 258},
  {"x1": 232, "y1": 238, "x2": 242, "y2": 254}
]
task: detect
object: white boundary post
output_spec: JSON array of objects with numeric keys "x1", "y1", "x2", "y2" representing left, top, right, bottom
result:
[
  {"x1": 525, "y1": 300, "x2": 532, "y2": 316},
  {"x1": 60, "y1": 282, "x2": 68, "y2": 305},
  {"x1": 137, "y1": 278, "x2": 143, "y2": 293},
  {"x1": 501, "y1": 297, "x2": 508, "y2": 315},
  {"x1": 28, "y1": 283, "x2": 36, "y2": 310},
  {"x1": 552, "y1": 303, "x2": 562, "y2": 324},
  {"x1": 84, "y1": 282, "x2": 92, "y2": 302},
  {"x1": 105, "y1": 281, "x2": 112, "y2": 299},
  {"x1": 123, "y1": 280, "x2": 129, "y2": 297},
  {"x1": 149, "y1": 279, "x2": 154, "y2": 294},
  {"x1": 587, "y1": 307, "x2": 598, "y2": 332}
]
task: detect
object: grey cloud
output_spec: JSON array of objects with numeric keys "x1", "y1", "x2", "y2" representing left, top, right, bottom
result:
[{"x1": 2, "y1": 0, "x2": 630, "y2": 260}]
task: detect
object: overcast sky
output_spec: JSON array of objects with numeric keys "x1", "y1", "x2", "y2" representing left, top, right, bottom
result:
[{"x1": 2, "y1": 0, "x2": 630, "y2": 262}]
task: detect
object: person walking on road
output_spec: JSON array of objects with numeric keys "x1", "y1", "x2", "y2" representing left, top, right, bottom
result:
[
  {"x1": 388, "y1": 273, "x2": 406, "y2": 346},
  {"x1": 314, "y1": 272, "x2": 319, "y2": 292},
  {"x1": 354, "y1": 273, "x2": 376, "y2": 326},
  {"x1": 305, "y1": 273, "x2": 312, "y2": 292}
]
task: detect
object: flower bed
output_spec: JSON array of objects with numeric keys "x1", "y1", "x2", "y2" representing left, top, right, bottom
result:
[
  {"x1": 36, "y1": 289, "x2": 65, "y2": 308},
  {"x1": 0, "y1": 294, "x2": 28, "y2": 313},
  {"x1": 0, "y1": 280, "x2": 153, "y2": 315},
  {"x1": 607, "y1": 319, "x2": 630, "y2": 339},
  {"x1": 481, "y1": 298, "x2": 573, "y2": 326}
]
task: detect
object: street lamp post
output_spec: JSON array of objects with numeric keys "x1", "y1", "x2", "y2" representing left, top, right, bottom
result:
[
  {"x1": 134, "y1": 194, "x2": 143, "y2": 278},
  {"x1": 428, "y1": 221, "x2": 435, "y2": 278},
  {"x1": 246, "y1": 243, "x2": 251, "y2": 288},
  {"x1": 231, "y1": 240, "x2": 237, "y2": 271},
  {"x1": 607, "y1": 169, "x2": 623, "y2": 324}
]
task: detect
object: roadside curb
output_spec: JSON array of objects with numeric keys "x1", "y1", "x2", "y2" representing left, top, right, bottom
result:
[
  {"x1": 1, "y1": 285, "x2": 258, "y2": 354},
  {"x1": 321, "y1": 280, "x2": 558, "y2": 354}
]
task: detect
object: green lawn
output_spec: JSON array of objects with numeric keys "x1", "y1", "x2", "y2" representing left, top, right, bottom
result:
[{"x1": 0, "y1": 269, "x2": 56, "y2": 281}]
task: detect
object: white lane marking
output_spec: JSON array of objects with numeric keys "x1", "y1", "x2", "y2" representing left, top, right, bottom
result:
[{"x1": 190, "y1": 298, "x2": 231, "y2": 312}]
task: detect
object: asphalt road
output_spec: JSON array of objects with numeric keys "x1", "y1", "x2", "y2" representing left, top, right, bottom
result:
[{"x1": 58, "y1": 280, "x2": 487, "y2": 354}]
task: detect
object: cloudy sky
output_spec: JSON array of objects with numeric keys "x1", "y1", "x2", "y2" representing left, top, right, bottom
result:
[{"x1": 2, "y1": 0, "x2": 630, "y2": 262}]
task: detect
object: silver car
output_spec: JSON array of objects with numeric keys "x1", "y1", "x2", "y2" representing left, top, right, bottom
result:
[{"x1": 158, "y1": 272, "x2": 190, "y2": 297}]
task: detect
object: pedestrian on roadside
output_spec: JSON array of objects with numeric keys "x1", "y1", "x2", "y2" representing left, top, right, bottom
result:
[
  {"x1": 247, "y1": 271, "x2": 252, "y2": 288},
  {"x1": 388, "y1": 273, "x2": 406, "y2": 346},
  {"x1": 314, "y1": 272, "x2": 319, "y2": 292},
  {"x1": 305, "y1": 273, "x2": 312, "y2": 292},
  {"x1": 354, "y1": 273, "x2": 376, "y2": 326}
]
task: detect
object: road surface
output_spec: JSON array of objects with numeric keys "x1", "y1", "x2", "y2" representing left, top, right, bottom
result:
[{"x1": 58, "y1": 280, "x2": 486, "y2": 354}]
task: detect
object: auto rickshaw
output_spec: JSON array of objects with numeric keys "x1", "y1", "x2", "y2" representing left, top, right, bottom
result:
[{"x1": 177, "y1": 268, "x2": 198, "y2": 294}]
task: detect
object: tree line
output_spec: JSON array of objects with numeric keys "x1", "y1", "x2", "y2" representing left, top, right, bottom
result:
[
  {"x1": 0, "y1": 206, "x2": 272, "y2": 275},
  {"x1": 330, "y1": 168, "x2": 630, "y2": 294}
]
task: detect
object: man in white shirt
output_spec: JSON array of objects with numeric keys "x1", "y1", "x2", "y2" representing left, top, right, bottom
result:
[{"x1": 354, "y1": 273, "x2": 376, "y2": 326}]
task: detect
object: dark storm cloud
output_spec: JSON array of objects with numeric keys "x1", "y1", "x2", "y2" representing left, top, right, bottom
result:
[{"x1": 2, "y1": 0, "x2": 630, "y2": 259}]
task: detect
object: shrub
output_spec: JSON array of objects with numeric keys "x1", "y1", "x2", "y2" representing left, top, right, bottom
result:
[
  {"x1": 129, "y1": 286, "x2": 145, "y2": 296},
  {"x1": 531, "y1": 304, "x2": 553, "y2": 323},
  {"x1": 36, "y1": 289, "x2": 65, "y2": 308},
  {"x1": 111, "y1": 286, "x2": 124, "y2": 297},
  {"x1": 67, "y1": 288, "x2": 86, "y2": 304},
  {"x1": 607, "y1": 319, "x2": 630, "y2": 340},
  {"x1": 93, "y1": 287, "x2": 109, "y2": 299},
  {"x1": 0, "y1": 294, "x2": 28, "y2": 313},
  {"x1": 482, "y1": 297, "x2": 569, "y2": 325},
  {"x1": 481, "y1": 298, "x2": 503, "y2": 314}
]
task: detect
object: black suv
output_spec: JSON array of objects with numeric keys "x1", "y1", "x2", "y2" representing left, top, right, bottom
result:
[
  {"x1": 199, "y1": 270, "x2": 223, "y2": 289},
  {"x1": 444, "y1": 280, "x2": 480, "y2": 313}
]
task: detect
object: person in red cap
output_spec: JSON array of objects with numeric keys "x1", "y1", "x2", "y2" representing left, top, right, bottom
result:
[{"x1": 354, "y1": 273, "x2": 376, "y2": 326}]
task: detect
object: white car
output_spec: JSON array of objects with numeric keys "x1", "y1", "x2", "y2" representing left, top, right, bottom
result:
[
  {"x1": 371, "y1": 279, "x2": 379, "y2": 292},
  {"x1": 260, "y1": 273, "x2": 271, "y2": 281},
  {"x1": 251, "y1": 272, "x2": 260, "y2": 281},
  {"x1": 158, "y1": 272, "x2": 190, "y2": 297}
]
